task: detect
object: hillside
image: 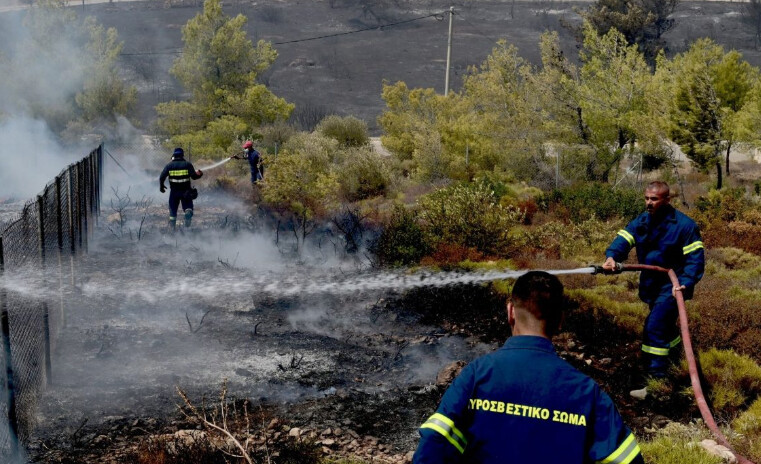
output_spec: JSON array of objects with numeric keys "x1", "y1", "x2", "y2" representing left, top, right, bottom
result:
[{"x1": 2, "y1": 0, "x2": 759, "y2": 134}]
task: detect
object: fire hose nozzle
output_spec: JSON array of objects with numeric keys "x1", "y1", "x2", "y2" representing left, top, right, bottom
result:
[{"x1": 592, "y1": 262, "x2": 623, "y2": 274}]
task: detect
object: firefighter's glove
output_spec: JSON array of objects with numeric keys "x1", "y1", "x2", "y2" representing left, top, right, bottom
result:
[
  {"x1": 196, "y1": 170, "x2": 203, "y2": 177},
  {"x1": 160, "y1": 185, "x2": 166, "y2": 193}
]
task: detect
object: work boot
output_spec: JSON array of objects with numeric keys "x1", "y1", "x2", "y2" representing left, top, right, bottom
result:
[
  {"x1": 168, "y1": 218, "x2": 176, "y2": 231},
  {"x1": 184, "y1": 209, "x2": 193, "y2": 228}
]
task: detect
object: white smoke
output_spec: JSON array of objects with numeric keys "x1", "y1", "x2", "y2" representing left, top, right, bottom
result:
[{"x1": 0, "y1": 117, "x2": 80, "y2": 199}]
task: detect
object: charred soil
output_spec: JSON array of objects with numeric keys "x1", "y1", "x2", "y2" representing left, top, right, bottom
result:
[{"x1": 27, "y1": 203, "x2": 703, "y2": 462}]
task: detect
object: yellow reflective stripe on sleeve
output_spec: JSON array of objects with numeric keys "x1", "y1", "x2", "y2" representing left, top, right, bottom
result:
[
  {"x1": 617, "y1": 230, "x2": 635, "y2": 246},
  {"x1": 420, "y1": 413, "x2": 467, "y2": 454},
  {"x1": 598, "y1": 433, "x2": 641, "y2": 464},
  {"x1": 642, "y1": 344, "x2": 669, "y2": 356},
  {"x1": 668, "y1": 336, "x2": 682, "y2": 348},
  {"x1": 683, "y1": 241, "x2": 704, "y2": 254},
  {"x1": 169, "y1": 169, "x2": 189, "y2": 176}
]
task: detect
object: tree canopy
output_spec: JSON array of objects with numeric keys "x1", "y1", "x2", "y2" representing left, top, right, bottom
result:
[{"x1": 156, "y1": 0, "x2": 293, "y2": 158}]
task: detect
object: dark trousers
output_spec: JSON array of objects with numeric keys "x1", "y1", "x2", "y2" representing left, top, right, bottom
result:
[
  {"x1": 642, "y1": 293, "x2": 681, "y2": 377},
  {"x1": 168, "y1": 189, "x2": 193, "y2": 220}
]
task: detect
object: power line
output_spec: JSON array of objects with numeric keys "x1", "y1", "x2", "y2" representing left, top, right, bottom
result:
[
  {"x1": 119, "y1": 11, "x2": 446, "y2": 56},
  {"x1": 273, "y1": 11, "x2": 446, "y2": 45},
  {"x1": 120, "y1": 49, "x2": 183, "y2": 56},
  {"x1": 119, "y1": 11, "x2": 449, "y2": 56}
]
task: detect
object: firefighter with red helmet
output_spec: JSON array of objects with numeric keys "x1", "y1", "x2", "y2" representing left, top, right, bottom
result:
[{"x1": 232, "y1": 140, "x2": 263, "y2": 184}]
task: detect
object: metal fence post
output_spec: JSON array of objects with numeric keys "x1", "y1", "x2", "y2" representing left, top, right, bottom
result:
[
  {"x1": 36, "y1": 195, "x2": 45, "y2": 267},
  {"x1": 79, "y1": 161, "x2": 88, "y2": 254},
  {"x1": 75, "y1": 162, "x2": 82, "y2": 252},
  {"x1": 98, "y1": 145, "x2": 103, "y2": 216},
  {"x1": 90, "y1": 152, "x2": 97, "y2": 227},
  {"x1": 0, "y1": 236, "x2": 19, "y2": 456},
  {"x1": 42, "y1": 303, "x2": 51, "y2": 387},
  {"x1": 55, "y1": 177, "x2": 63, "y2": 255},
  {"x1": 55, "y1": 177, "x2": 65, "y2": 330},
  {"x1": 67, "y1": 167, "x2": 76, "y2": 293}
]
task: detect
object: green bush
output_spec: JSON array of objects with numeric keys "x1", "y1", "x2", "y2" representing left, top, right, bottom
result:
[
  {"x1": 732, "y1": 397, "x2": 761, "y2": 462},
  {"x1": 540, "y1": 183, "x2": 642, "y2": 222},
  {"x1": 316, "y1": 115, "x2": 369, "y2": 147},
  {"x1": 371, "y1": 204, "x2": 430, "y2": 266},
  {"x1": 514, "y1": 217, "x2": 625, "y2": 262},
  {"x1": 707, "y1": 247, "x2": 761, "y2": 270},
  {"x1": 334, "y1": 147, "x2": 393, "y2": 201},
  {"x1": 694, "y1": 187, "x2": 748, "y2": 223},
  {"x1": 640, "y1": 422, "x2": 722, "y2": 464},
  {"x1": 417, "y1": 183, "x2": 524, "y2": 257},
  {"x1": 686, "y1": 349, "x2": 761, "y2": 416}
]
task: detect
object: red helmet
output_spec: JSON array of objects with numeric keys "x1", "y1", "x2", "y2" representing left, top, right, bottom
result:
[{"x1": 242, "y1": 140, "x2": 253, "y2": 149}]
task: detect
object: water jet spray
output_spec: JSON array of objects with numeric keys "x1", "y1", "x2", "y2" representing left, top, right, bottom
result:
[{"x1": 198, "y1": 157, "x2": 233, "y2": 171}]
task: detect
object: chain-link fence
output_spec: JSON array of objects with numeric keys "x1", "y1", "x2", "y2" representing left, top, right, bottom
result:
[{"x1": 0, "y1": 145, "x2": 102, "y2": 460}]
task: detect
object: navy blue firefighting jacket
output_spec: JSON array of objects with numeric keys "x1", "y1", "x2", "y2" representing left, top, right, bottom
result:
[
  {"x1": 413, "y1": 336, "x2": 643, "y2": 464},
  {"x1": 159, "y1": 157, "x2": 202, "y2": 191},
  {"x1": 605, "y1": 205, "x2": 704, "y2": 304}
]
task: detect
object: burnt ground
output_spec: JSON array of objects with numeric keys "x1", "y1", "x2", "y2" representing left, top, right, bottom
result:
[{"x1": 21, "y1": 189, "x2": 703, "y2": 463}]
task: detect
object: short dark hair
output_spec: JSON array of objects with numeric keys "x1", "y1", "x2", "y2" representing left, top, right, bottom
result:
[
  {"x1": 646, "y1": 181, "x2": 670, "y2": 196},
  {"x1": 511, "y1": 271, "x2": 565, "y2": 334}
]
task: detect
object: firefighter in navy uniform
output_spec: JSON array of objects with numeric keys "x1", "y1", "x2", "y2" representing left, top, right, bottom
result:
[
  {"x1": 413, "y1": 271, "x2": 644, "y2": 464},
  {"x1": 159, "y1": 147, "x2": 203, "y2": 230},
  {"x1": 603, "y1": 181, "x2": 704, "y2": 398}
]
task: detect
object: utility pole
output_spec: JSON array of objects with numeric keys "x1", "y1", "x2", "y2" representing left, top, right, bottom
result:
[{"x1": 444, "y1": 6, "x2": 454, "y2": 96}]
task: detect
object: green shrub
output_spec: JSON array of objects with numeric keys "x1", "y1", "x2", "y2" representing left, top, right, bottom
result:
[
  {"x1": 334, "y1": 147, "x2": 392, "y2": 201},
  {"x1": 371, "y1": 204, "x2": 429, "y2": 266},
  {"x1": 539, "y1": 183, "x2": 642, "y2": 222},
  {"x1": 690, "y1": 275, "x2": 761, "y2": 362},
  {"x1": 316, "y1": 115, "x2": 369, "y2": 147},
  {"x1": 565, "y1": 286, "x2": 647, "y2": 335},
  {"x1": 694, "y1": 187, "x2": 748, "y2": 223},
  {"x1": 707, "y1": 248, "x2": 761, "y2": 270},
  {"x1": 417, "y1": 183, "x2": 524, "y2": 257},
  {"x1": 733, "y1": 397, "x2": 761, "y2": 438},
  {"x1": 686, "y1": 349, "x2": 761, "y2": 416},
  {"x1": 514, "y1": 217, "x2": 625, "y2": 262},
  {"x1": 640, "y1": 422, "x2": 722, "y2": 464},
  {"x1": 733, "y1": 397, "x2": 761, "y2": 463}
]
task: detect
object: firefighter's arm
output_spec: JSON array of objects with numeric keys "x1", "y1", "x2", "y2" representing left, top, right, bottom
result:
[
  {"x1": 589, "y1": 389, "x2": 644, "y2": 464},
  {"x1": 604, "y1": 221, "x2": 637, "y2": 265},
  {"x1": 189, "y1": 164, "x2": 203, "y2": 179},
  {"x1": 159, "y1": 167, "x2": 168, "y2": 193},
  {"x1": 413, "y1": 365, "x2": 474, "y2": 464},
  {"x1": 679, "y1": 224, "x2": 705, "y2": 290}
]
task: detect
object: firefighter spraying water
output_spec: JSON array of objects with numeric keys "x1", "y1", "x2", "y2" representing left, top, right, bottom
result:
[{"x1": 159, "y1": 147, "x2": 202, "y2": 231}]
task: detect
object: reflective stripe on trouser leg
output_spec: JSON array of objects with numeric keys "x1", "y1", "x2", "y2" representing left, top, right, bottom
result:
[{"x1": 642, "y1": 294, "x2": 680, "y2": 375}]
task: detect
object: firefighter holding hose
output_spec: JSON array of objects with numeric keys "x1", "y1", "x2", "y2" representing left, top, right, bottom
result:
[
  {"x1": 159, "y1": 147, "x2": 203, "y2": 230},
  {"x1": 231, "y1": 140, "x2": 263, "y2": 185},
  {"x1": 414, "y1": 272, "x2": 644, "y2": 464},
  {"x1": 602, "y1": 181, "x2": 704, "y2": 399}
]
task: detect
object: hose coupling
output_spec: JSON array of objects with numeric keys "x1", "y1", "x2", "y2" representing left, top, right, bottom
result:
[{"x1": 592, "y1": 262, "x2": 623, "y2": 275}]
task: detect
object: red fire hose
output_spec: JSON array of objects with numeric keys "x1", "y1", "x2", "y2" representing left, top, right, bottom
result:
[{"x1": 614, "y1": 263, "x2": 756, "y2": 464}]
